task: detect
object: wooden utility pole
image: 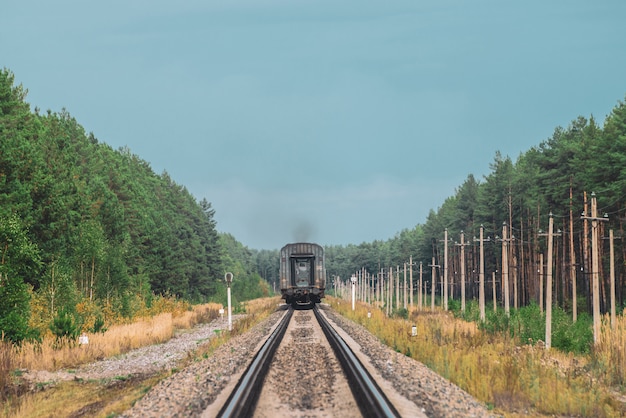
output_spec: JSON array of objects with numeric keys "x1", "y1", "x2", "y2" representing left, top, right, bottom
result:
[
  {"x1": 519, "y1": 216, "x2": 526, "y2": 307},
  {"x1": 539, "y1": 253, "x2": 544, "y2": 313},
  {"x1": 403, "y1": 262, "x2": 408, "y2": 310},
  {"x1": 379, "y1": 268, "x2": 383, "y2": 307},
  {"x1": 581, "y1": 193, "x2": 608, "y2": 344},
  {"x1": 591, "y1": 197, "x2": 601, "y2": 344},
  {"x1": 512, "y1": 248, "x2": 519, "y2": 310},
  {"x1": 409, "y1": 256, "x2": 414, "y2": 310},
  {"x1": 419, "y1": 261, "x2": 423, "y2": 310},
  {"x1": 429, "y1": 257, "x2": 439, "y2": 311},
  {"x1": 456, "y1": 232, "x2": 469, "y2": 312},
  {"x1": 474, "y1": 225, "x2": 488, "y2": 322},
  {"x1": 386, "y1": 269, "x2": 390, "y2": 314},
  {"x1": 569, "y1": 183, "x2": 577, "y2": 322},
  {"x1": 395, "y1": 265, "x2": 400, "y2": 311},
  {"x1": 441, "y1": 228, "x2": 454, "y2": 311},
  {"x1": 492, "y1": 271, "x2": 497, "y2": 312},
  {"x1": 502, "y1": 223, "x2": 510, "y2": 316},
  {"x1": 610, "y1": 229, "x2": 616, "y2": 329},
  {"x1": 539, "y1": 214, "x2": 561, "y2": 349},
  {"x1": 545, "y1": 214, "x2": 556, "y2": 349},
  {"x1": 582, "y1": 192, "x2": 590, "y2": 313},
  {"x1": 441, "y1": 229, "x2": 452, "y2": 310}
]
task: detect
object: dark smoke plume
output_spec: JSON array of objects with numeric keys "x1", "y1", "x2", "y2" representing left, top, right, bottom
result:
[{"x1": 293, "y1": 220, "x2": 314, "y2": 243}]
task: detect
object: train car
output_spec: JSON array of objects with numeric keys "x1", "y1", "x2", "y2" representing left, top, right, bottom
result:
[{"x1": 279, "y1": 242, "x2": 326, "y2": 305}]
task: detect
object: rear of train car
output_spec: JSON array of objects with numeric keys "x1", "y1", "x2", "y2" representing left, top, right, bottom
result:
[{"x1": 279, "y1": 243, "x2": 326, "y2": 305}]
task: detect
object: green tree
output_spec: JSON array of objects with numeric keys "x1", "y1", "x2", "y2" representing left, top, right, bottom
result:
[{"x1": 0, "y1": 215, "x2": 41, "y2": 342}]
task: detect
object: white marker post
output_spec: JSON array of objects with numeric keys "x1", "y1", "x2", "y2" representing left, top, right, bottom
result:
[
  {"x1": 351, "y1": 274, "x2": 357, "y2": 311},
  {"x1": 225, "y1": 272, "x2": 233, "y2": 331}
]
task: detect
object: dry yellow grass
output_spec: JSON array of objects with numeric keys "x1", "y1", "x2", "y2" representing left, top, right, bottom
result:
[
  {"x1": 330, "y1": 297, "x2": 625, "y2": 417},
  {"x1": 3, "y1": 373, "x2": 167, "y2": 418},
  {"x1": 596, "y1": 310, "x2": 626, "y2": 387},
  {"x1": 1, "y1": 298, "x2": 280, "y2": 418},
  {"x1": 13, "y1": 303, "x2": 222, "y2": 372}
]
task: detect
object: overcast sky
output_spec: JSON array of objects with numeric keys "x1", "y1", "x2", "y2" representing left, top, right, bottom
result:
[{"x1": 2, "y1": 1, "x2": 626, "y2": 250}]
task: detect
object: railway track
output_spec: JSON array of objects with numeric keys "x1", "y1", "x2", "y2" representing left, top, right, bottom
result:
[
  {"x1": 215, "y1": 306, "x2": 293, "y2": 417},
  {"x1": 214, "y1": 305, "x2": 400, "y2": 418}
]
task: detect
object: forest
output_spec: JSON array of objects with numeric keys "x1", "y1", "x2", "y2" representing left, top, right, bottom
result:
[
  {"x1": 0, "y1": 69, "x2": 267, "y2": 344},
  {"x1": 3, "y1": 64, "x2": 626, "y2": 349},
  {"x1": 324, "y1": 94, "x2": 626, "y2": 336}
]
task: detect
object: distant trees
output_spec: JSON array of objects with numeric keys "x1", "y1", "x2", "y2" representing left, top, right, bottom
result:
[{"x1": 326, "y1": 94, "x2": 626, "y2": 331}]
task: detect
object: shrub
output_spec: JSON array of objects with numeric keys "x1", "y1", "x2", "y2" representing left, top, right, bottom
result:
[
  {"x1": 551, "y1": 308, "x2": 593, "y2": 354},
  {"x1": 448, "y1": 298, "x2": 461, "y2": 312},
  {"x1": 461, "y1": 302, "x2": 593, "y2": 355},
  {"x1": 91, "y1": 315, "x2": 107, "y2": 334},
  {"x1": 50, "y1": 309, "x2": 81, "y2": 346},
  {"x1": 512, "y1": 303, "x2": 544, "y2": 343},
  {"x1": 393, "y1": 307, "x2": 409, "y2": 319},
  {"x1": 481, "y1": 307, "x2": 510, "y2": 334}
]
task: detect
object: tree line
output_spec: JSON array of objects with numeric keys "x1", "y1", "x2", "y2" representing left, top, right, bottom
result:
[
  {"x1": 324, "y1": 95, "x2": 626, "y2": 328},
  {"x1": 0, "y1": 68, "x2": 268, "y2": 343}
]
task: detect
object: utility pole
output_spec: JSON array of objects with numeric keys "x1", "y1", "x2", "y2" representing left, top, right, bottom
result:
[
  {"x1": 581, "y1": 192, "x2": 608, "y2": 345},
  {"x1": 429, "y1": 257, "x2": 439, "y2": 311},
  {"x1": 545, "y1": 214, "x2": 555, "y2": 350},
  {"x1": 539, "y1": 213, "x2": 561, "y2": 349},
  {"x1": 601, "y1": 229, "x2": 620, "y2": 329},
  {"x1": 441, "y1": 229, "x2": 452, "y2": 310},
  {"x1": 362, "y1": 268, "x2": 366, "y2": 303},
  {"x1": 359, "y1": 269, "x2": 364, "y2": 303},
  {"x1": 403, "y1": 262, "x2": 408, "y2": 309},
  {"x1": 501, "y1": 223, "x2": 511, "y2": 316},
  {"x1": 609, "y1": 229, "x2": 616, "y2": 329},
  {"x1": 419, "y1": 261, "x2": 423, "y2": 311},
  {"x1": 538, "y1": 253, "x2": 544, "y2": 313},
  {"x1": 492, "y1": 271, "x2": 497, "y2": 312},
  {"x1": 582, "y1": 192, "x2": 590, "y2": 314},
  {"x1": 379, "y1": 268, "x2": 383, "y2": 307},
  {"x1": 455, "y1": 232, "x2": 469, "y2": 312},
  {"x1": 387, "y1": 267, "x2": 392, "y2": 316},
  {"x1": 473, "y1": 225, "x2": 489, "y2": 322},
  {"x1": 569, "y1": 182, "x2": 578, "y2": 322},
  {"x1": 409, "y1": 256, "x2": 414, "y2": 310},
  {"x1": 395, "y1": 265, "x2": 400, "y2": 311},
  {"x1": 351, "y1": 274, "x2": 357, "y2": 311}
]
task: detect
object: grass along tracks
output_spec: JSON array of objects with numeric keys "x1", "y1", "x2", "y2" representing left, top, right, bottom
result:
[
  {"x1": 330, "y1": 296, "x2": 625, "y2": 417},
  {"x1": 4, "y1": 295, "x2": 625, "y2": 417},
  {"x1": 1, "y1": 297, "x2": 280, "y2": 418}
]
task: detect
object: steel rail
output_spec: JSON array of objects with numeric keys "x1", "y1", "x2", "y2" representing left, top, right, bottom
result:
[
  {"x1": 216, "y1": 306, "x2": 293, "y2": 418},
  {"x1": 313, "y1": 306, "x2": 401, "y2": 418}
]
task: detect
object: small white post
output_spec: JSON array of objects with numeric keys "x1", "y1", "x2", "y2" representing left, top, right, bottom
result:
[
  {"x1": 225, "y1": 272, "x2": 233, "y2": 331},
  {"x1": 351, "y1": 274, "x2": 357, "y2": 311}
]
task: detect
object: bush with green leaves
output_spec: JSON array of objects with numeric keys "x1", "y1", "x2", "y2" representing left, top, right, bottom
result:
[
  {"x1": 452, "y1": 300, "x2": 593, "y2": 354},
  {"x1": 90, "y1": 315, "x2": 107, "y2": 334},
  {"x1": 50, "y1": 309, "x2": 81, "y2": 346},
  {"x1": 393, "y1": 307, "x2": 409, "y2": 319}
]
